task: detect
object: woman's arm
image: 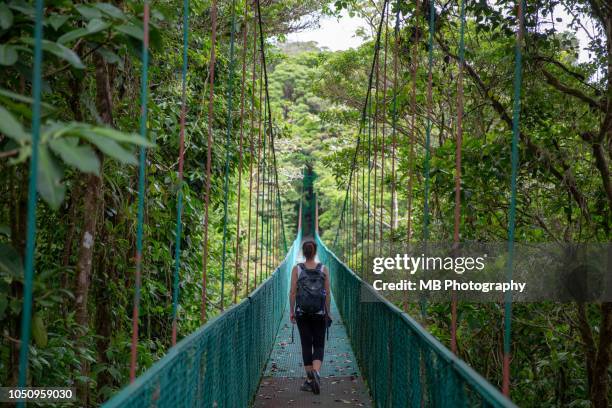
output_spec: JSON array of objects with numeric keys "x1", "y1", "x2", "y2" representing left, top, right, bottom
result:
[
  {"x1": 324, "y1": 266, "x2": 331, "y2": 317},
  {"x1": 289, "y1": 266, "x2": 298, "y2": 323}
]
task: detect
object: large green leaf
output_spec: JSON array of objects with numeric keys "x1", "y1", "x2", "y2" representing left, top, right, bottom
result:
[
  {"x1": 75, "y1": 4, "x2": 102, "y2": 20},
  {"x1": 37, "y1": 145, "x2": 66, "y2": 209},
  {"x1": 0, "y1": 3, "x2": 13, "y2": 30},
  {"x1": 94, "y1": 3, "x2": 126, "y2": 20},
  {"x1": 115, "y1": 23, "x2": 144, "y2": 41},
  {"x1": 49, "y1": 137, "x2": 100, "y2": 175},
  {"x1": 58, "y1": 19, "x2": 110, "y2": 44},
  {"x1": 0, "y1": 106, "x2": 30, "y2": 143},
  {"x1": 47, "y1": 14, "x2": 69, "y2": 31},
  {"x1": 0, "y1": 44, "x2": 18, "y2": 66},
  {"x1": 21, "y1": 38, "x2": 85, "y2": 69},
  {"x1": 31, "y1": 313, "x2": 48, "y2": 348},
  {"x1": 57, "y1": 28, "x2": 88, "y2": 45},
  {"x1": 0, "y1": 243, "x2": 23, "y2": 279},
  {"x1": 0, "y1": 88, "x2": 46, "y2": 107},
  {"x1": 79, "y1": 131, "x2": 138, "y2": 165},
  {"x1": 85, "y1": 126, "x2": 154, "y2": 147}
]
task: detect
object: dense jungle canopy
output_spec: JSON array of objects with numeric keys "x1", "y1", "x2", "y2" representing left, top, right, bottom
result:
[{"x1": 0, "y1": 0, "x2": 611, "y2": 406}]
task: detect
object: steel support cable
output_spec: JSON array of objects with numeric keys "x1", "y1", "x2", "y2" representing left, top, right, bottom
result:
[
  {"x1": 171, "y1": 0, "x2": 190, "y2": 346},
  {"x1": 362, "y1": 97, "x2": 370, "y2": 275},
  {"x1": 202, "y1": 0, "x2": 218, "y2": 322},
  {"x1": 422, "y1": 0, "x2": 435, "y2": 243},
  {"x1": 390, "y1": 6, "x2": 400, "y2": 248},
  {"x1": 407, "y1": 0, "x2": 421, "y2": 244},
  {"x1": 220, "y1": 0, "x2": 238, "y2": 310},
  {"x1": 255, "y1": 0, "x2": 288, "y2": 254},
  {"x1": 245, "y1": 15, "x2": 258, "y2": 295},
  {"x1": 451, "y1": 0, "x2": 467, "y2": 354},
  {"x1": 379, "y1": 4, "x2": 390, "y2": 257},
  {"x1": 17, "y1": 0, "x2": 44, "y2": 392},
  {"x1": 332, "y1": 0, "x2": 389, "y2": 252},
  {"x1": 503, "y1": 0, "x2": 525, "y2": 396},
  {"x1": 258, "y1": 94, "x2": 267, "y2": 282},
  {"x1": 130, "y1": 1, "x2": 150, "y2": 382},
  {"x1": 253, "y1": 64, "x2": 263, "y2": 286},
  {"x1": 369, "y1": 15, "x2": 381, "y2": 269},
  {"x1": 233, "y1": 0, "x2": 250, "y2": 304},
  {"x1": 266, "y1": 153, "x2": 272, "y2": 277},
  {"x1": 420, "y1": 0, "x2": 435, "y2": 319}
]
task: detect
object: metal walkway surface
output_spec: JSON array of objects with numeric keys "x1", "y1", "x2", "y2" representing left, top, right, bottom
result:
[{"x1": 253, "y1": 296, "x2": 372, "y2": 407}]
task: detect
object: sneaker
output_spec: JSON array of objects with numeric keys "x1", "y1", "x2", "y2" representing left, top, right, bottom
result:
[
  {"x1": 311, "y1": 371, "x2": 321, "y2": 395},
  {"x1": 300, "y1": 380, "x2": 313, "y2": 392}
]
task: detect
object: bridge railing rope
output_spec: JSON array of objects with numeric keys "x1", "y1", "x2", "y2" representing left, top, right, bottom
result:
[
  {"x1": 103, "y1": 231, "x2": 301, "y2": 408},
  {"x1": 316, "y1": 235, "x2": 516, "y2": 408}
]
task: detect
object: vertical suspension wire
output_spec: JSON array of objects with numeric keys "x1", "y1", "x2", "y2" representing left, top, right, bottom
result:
[
  {"x1": 371, "y1": 8, "x2": 382, "y2": 265},
  {"x1": 255, "y1": 0, "x2": 288, "y2": 255},
  {"x1": 245, "y1": 12, "x2": 258, "y2": 295},
  {"x1": 261, "y1": 91, "x2": 269, "y2": 280},
  {"x1": 220, "y1": 0, "x2": 238, "y2": 310},
  {"x1": 202, "y1": 0, "x2": 218, "y2": 322},
  {"x1": 233, "y1": 0, "x2": 250, "y2": 304},
  {"x1": 451, "y1": 0, "x2": 467, "y2": 354},
  {"x1": 171, "y1": 0, "x2": 190, "y2": 347},
  {"x1": 332, "y1": 0, "x2": 389, "y2": 270},
  {"x1": 379, "y1": 4, "x2": 390, "y2": 257},
  {"x1": 17, "y1": 0, "x2": 44, "y2": 391},
  {"x1": 361, "y1": 100, "x2": 368, "y2": 275},
  {"x1": 503, "y1": 0, "x2": 525, "y2": 396},
  {"x1": 390, "y1": 6, "x2": 400, "y2": 248},
  {"x1": 266, "y1": 154, "x2": 272, "y2": 277},
  {"x1": 253, "y1": 63, "x2": 263, "y2": 286},
  {"x1": 257, "y1": 88, "x2": 266, "y2": 283},
  {"x1": 130, "y1": 1, "x2": 150, "y2": 382},
  {"x1": 406, "y1": 0, "x2": 420, "y2": 244},
  {"x1": 423, "y1": 0, "x2": 435, "y2": 243},
  {"x1": 419, "y1": 0, "x2": 435, "y2": 319}
]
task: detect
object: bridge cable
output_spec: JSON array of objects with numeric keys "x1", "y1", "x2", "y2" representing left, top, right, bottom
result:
[
  {"x1": 220, "y1": 0, "x2": 239, "y2": 310},
  {"x1": 451, "y1": 0, "x2": 467, "y2": 355},
  {"x1": 407, "y1": 0, "x2": 420, "y2": 245},
  {"x1": 253, "y1": 62, "x2": 263, "y2": 285},
  {"x1": 171, "y1": 0, "x2": 190, "y2": 346},
  {"x1": 419, "y1": 0, "x2": 435, "y2": 319},
  {"x1": 130, "y1": 0, "x2": 151, "y2": 382},
  {"x1": 390, "y1": 5, "x2": 400, "y2": 251},
  {"x1": 233, "y1": 0, "x2": 250, "y2": 304},
  {"x1": 245, "y1": 14, "x2": 259, "y2": 295},
  {"x1": 332, "y1": 0, "x2": 389, "y2": 253},
  {"x1": 503, "y1": 0, "x2": 525, "y2": 396},
  {"x1": 202, "y1": 0, "x2": 218, "y2": 322},
  {"x1": 379, "y1": 4, "x2": 390, "y2": 258},
  {"x1": 17, "y1": 0, "x2": 45, "y2": 391},
  {"x1": 372, "y1": 20, "x2": 380, "y2": 259},
  {"x1": 422, "y1": 0, "x2": 435, "y2": 243},
  {"x1": 255, "y1": 0, "x2": 288, "y2": 254}
]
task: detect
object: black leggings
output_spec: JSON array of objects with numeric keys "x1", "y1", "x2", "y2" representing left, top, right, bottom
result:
[{"x1": 296, "y1": 316, "x2": 326, "y2": 366}]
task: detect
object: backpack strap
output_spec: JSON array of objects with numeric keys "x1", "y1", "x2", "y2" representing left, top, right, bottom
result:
[{"x1": 315, "y1": 263, "x2": 322, "y2": 272}]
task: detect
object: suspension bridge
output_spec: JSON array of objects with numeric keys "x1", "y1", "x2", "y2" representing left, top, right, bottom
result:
[{"x1": 13, "y1": 0, "x2": 526, "y2": 406}]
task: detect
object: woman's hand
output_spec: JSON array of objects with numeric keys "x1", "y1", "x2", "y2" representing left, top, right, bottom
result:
[{"x1": 290, "y1": 313, "x2": 296, "y2": 324}]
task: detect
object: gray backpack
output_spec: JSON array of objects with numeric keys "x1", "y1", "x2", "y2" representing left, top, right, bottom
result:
[{"x1": 295, "y1": 263, "x2": 326, "y2": 317}]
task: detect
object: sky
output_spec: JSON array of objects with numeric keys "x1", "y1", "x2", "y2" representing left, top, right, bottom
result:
[
  {"x1": 284, "y1": 7, "x2": 596, "y2": 63},
  {"x1": 285, "y1": 11, "x2": 367, "y2": 51}
]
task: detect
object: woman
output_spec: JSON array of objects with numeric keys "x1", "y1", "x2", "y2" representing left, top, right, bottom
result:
[{"x1": 290, "y1": 240, "x2": 331, "y2": 395}]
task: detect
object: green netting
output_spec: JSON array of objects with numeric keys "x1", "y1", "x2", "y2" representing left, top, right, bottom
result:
[
  {"x1": 103, "y1": 231, "x2": 302, "y2": 408},
  {"x1": 315, "y1": 235, "x2": 517, "y2": 408}
]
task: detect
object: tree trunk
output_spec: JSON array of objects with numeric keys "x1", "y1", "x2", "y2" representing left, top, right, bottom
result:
[{"x1": 74, "y1": 51, "x2": 113, "y2": 404}]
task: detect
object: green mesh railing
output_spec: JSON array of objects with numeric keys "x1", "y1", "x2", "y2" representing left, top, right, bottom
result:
[
  {"x1": 316, "y1": 235, "x2": 516, "y2": 408},
  {"x1": 103, "y1": 232, "x2": 301, "y2": 408}
]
